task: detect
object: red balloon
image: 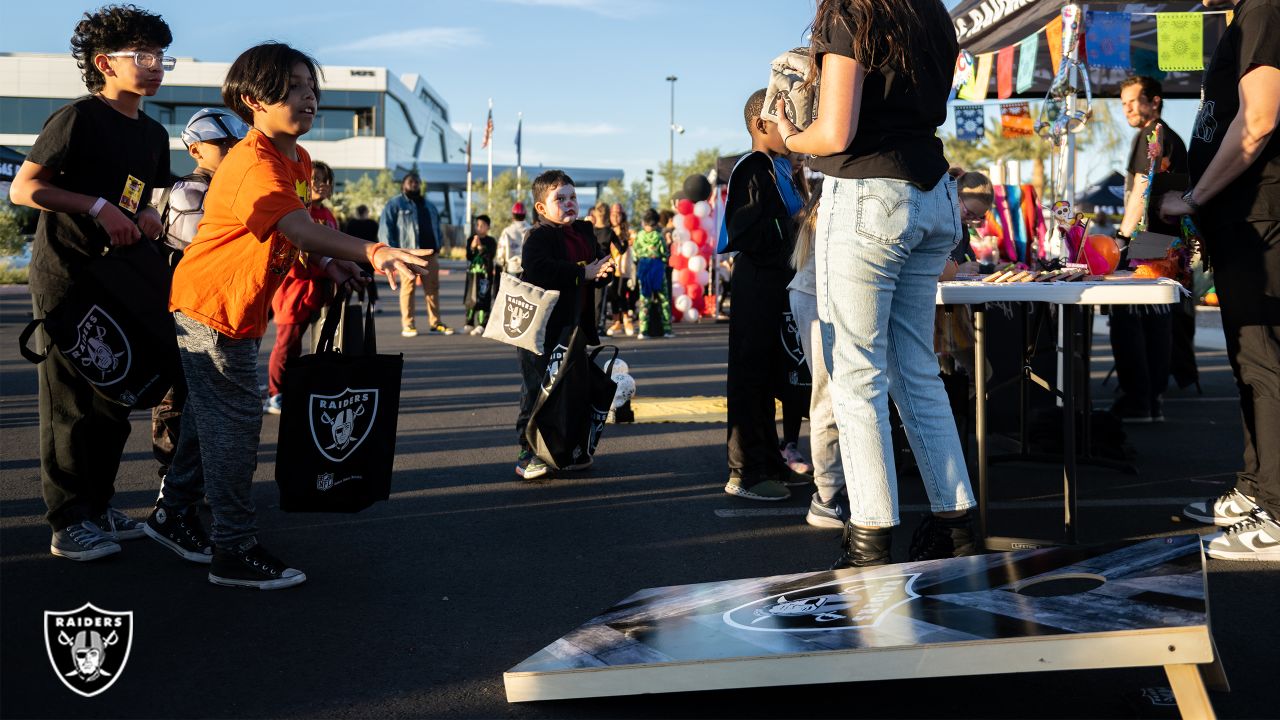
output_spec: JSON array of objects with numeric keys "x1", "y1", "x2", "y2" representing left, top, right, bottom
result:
[
  {"x1": 680, "y1": 269, "x2": 697, "y2": 288},
  {"x1": 682, "y1": 214, "x2": 698, "y2": 231},
  {"x1": 670, "y1": 253, "x2": 688, "y2": 270},
  {"x1": 699, "y1": 243, "x2": 713, "y2": 259},
  {"x1": 686, "y1": 282, "x2": 704, "y2": 304},
  {"x1": 690, "y1": 228, "x2": 707, "y2": 245},
  {"x1": 1084, "y1": 234, "x2": 1121, "y2": 274},
  {"x1": 676, "y1": 199, "x2": 694, "y2": 216}
]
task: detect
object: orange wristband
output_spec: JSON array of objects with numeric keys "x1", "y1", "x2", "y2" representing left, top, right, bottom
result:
[{"x1": 365, "y1": 242, "x2": 386, "y2": 266}]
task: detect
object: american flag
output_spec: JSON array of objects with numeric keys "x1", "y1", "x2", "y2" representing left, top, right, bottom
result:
[{"x1": 481, "y1": 106, "x2": 493, "y2": 149}]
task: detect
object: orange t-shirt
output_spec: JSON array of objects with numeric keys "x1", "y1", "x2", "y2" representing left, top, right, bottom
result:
[{"x1": 170, "y1": 128, "x2": 312, "y2": 339}]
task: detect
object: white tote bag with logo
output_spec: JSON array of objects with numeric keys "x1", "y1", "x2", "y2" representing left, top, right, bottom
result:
[{"x1": 482, "y1": 272, "x2": 560, "y2": 355}]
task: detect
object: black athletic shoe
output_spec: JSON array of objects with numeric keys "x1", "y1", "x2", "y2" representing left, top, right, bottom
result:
[
  {"x1": 144, "y1": 504, "x2": 213, "y2": 564},
  {"x1": 208, "y1": 541, "x2": 306, "y2": 590},
  {"x1": 908, "y1": 512, "x2": 977, "y2": 562}
]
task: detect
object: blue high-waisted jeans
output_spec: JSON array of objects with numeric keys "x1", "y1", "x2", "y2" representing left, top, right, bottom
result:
[{"x1": 815, "y1": 174, "x2": 975, "y2": 527}]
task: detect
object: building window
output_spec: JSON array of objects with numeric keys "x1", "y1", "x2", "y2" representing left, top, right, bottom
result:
[
  {"x1": 0, "y1": 97, "x2": 66, "y2": 135},
  {"x1": 355, "y1": 107, "x2": 375, "y2": 137}
]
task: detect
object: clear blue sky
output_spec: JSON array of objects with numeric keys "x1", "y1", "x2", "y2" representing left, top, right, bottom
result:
[{"x1": 1, "y1": 0, "x2": 1193, "y2": 192}]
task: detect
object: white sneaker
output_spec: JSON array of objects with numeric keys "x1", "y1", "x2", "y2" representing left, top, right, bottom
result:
[
  {"x1": 1183, "y1": 488, "x2": 1260, "y2": 527},
  {"x1": 401, "y1": 327, "x2": 419, "y2": 338},
  {"x1": 1205, "y1": 510, "x2": 1280, "y2": 562}
]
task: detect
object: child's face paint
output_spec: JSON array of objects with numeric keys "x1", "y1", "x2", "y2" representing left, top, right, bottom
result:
[{"x1": 536, "y1": 184, "x2": 578, "y2": 225}]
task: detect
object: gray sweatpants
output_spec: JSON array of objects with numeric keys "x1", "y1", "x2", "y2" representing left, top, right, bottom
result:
[
  {"x1": 790, "y1": 288, "x2": 845, "y2": 503},
  {"x1": 158, "y1": 312, "x2": 262, "y2": 548}
]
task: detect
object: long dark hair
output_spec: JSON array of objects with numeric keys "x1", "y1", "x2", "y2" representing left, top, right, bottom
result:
[{"x1": 805, "y1": 0, "x2": 924, "y2": 85}]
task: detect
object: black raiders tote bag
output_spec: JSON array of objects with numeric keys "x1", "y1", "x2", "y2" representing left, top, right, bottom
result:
[{"x1": 275, "y1": 292, "x2": 403, "y2": 512}]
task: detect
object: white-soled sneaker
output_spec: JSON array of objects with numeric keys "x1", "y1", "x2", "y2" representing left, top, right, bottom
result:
[
  {"x1": 94, "y1": 507, "x2": 146, "y2": 540},
  {"x1": 51, "y1": 521, "x2": 121, "y2": 561},
  {"x1": 1183, "y1": 488, "x2": 1261, "y2": 527},
  {"x1": 209, "y1": 540, "x2": 306, "y2": 590},
  {"x1": 1204, "y1": 510, "x2": 1280, "y2": 562},
  {"x1": 806, "y1": 491, "x2": 846, "y2": 529}
]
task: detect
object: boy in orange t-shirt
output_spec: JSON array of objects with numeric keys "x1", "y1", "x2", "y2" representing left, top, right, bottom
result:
[{"x1": 149, "y1": 42, "x2": 429, "y2": 590}]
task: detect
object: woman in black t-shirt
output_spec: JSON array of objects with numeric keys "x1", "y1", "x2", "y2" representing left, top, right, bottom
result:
[{"x1": 775, "y1": 0, "x2": 975, "y2": 569}]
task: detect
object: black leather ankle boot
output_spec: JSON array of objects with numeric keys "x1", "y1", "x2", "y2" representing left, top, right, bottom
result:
[
  {"x1": 830, "y1": 521, "x2": 892, "y2": 569},
  {"x1": 908, "y1": 512, "x2": 977, "y2": 562}
]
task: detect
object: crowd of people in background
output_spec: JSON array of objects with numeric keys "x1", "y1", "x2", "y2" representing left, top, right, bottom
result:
[{"x1": 7, "y1": 0, "x2": 1278, "y2": 597}]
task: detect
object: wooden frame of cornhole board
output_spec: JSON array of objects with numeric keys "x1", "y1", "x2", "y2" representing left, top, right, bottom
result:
[{"x1": 505, "y1": 536, "x2": 1227, "y2": 718}]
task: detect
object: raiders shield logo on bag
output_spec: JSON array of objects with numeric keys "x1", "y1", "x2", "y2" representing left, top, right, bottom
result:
[
  {"x1": 722, "y1": 575, "x2": 920, "y2": 632},
  {"x1": 44, "y1": 603, "x2": 133, "y2": 698},
  {"x1": 505, "y1": 295, "x2": 537, "y2": 339},
  {"x1": 64, "y1": 305, "x2": 131, "y2": 387},
  {"x1": 309, "y1": 388, "x2": 379, "y2": 463}
]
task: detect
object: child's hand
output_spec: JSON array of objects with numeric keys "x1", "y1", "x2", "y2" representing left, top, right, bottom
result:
[
  {"x1": 585, "y1": 256, "x2": 613, "y2": 280},
  {"x1": 324, "y1": 259, "x2": 370, "y2": 289},
  {"x1": 98, "y1": 203, "x2": 142, "y2": 246},
  {"x1": 374, "y1": 246, "x2": 431, "y2": 290},
  {"x1": 136, "y1": 207, "x2": 163, "y2": 241}
]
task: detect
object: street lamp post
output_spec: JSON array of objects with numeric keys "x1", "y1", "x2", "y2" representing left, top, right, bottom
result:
[{"x1": 666, "y1": 75, "x2": 677, "y2": 200}]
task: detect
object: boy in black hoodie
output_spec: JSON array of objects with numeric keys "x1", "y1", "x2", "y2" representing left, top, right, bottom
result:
[
  {"x1": 514, "y1": 170, "x2": 614, "y2": 480},
  {"x1": 720, "y1": 89, "x2": 810, "y2": 501}
]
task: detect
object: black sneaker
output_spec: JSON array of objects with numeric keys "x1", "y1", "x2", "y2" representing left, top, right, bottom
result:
[
  {"x1": 94, "y1": 507, "x2": 146, "y2": 541},
  {"x1": 208, "y1": 541, "x2": 306, "y2": 590},
  {"x1": 908, "y1": 512, "x2": 977, "y2": 562},
  {"x1": 144, "y1": 504, "x2": 213, "y2": 564},
  {"x1": 50, "y1": 520, "x2": 121, "y2": 562}
]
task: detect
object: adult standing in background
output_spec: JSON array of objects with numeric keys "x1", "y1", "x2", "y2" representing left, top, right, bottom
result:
[
  {"x1": 1110, "y1": 75, "x2": 1191, "y2": 423},
  {"x1": 776, "y1": 0, "x2": 975, "y2": 568},
  {"x1": 380, "y1": 171, "x2": 451, "y2": 337},
  {"x1": 608, "y1": 202, "x2": 637, "y2": 336},
  {"x1": 1161, "y1": 0, "x2": 1280, "y2": 561},
  {"x1": 343, "y1": 204, "x2": 380, "y2": 311},
  {"x1": 495, "y1": 201, "x2": 531, "y2": 276}
]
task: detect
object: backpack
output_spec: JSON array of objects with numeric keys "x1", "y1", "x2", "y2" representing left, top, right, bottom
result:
[{"x1": 159, "y1": 172, "x2": 211, "y2": 256}]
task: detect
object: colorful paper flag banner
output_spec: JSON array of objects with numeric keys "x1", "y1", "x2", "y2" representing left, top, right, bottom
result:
[
  {"x1": 958, "y1": 53, "x2": 993, "y2": 102},
  {"x1": 1016, "y1": 34, "x2": 1038, "y2": 94},
  {"x1": 1085, "y1": 11, "x2": 1131, "y2": 70},
  {"x1": 950, "y1": 50, "x2": 976, "y2": 102},
  {"x1": 997, "y1": 46, "x2": 1015, "y2": 99},
  {"x1": 1157, "y1": 12, "x2": 1204, "y2": 71},
  {"x1": 1046, "y1": 16, "x2": 1064, "y2": 75},
  {"x1": 1001, "y1": 102, "x2": 1033, "y2": 137},
  {"x1": 956, "y1": 105, "x2": 985, "y2": 142}
]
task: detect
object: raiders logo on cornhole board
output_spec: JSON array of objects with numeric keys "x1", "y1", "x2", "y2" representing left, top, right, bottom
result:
[
  {"x1": 64, "y1": 305, "x2": 131, "y2": 387},
  {"x1": 44, "y1": 603, "x2": 133, "y2": 698},
  {"x1": 504, "y1": 536, "x2": 1222, "y2": 715},
  {"x1": 309, "y1": 388, "x2": 379, "y2": 463}
]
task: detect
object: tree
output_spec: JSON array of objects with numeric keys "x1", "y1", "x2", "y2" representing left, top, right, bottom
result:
[
  {"x1": 0, "y1": 203, "x2": 26, "y2": 257},
  {"x1": 330, "y1": 170, "x2": 400, "y2": 223},
  {"x1": 598, "y1": 179, "x2": 655, "y2": 228},
  {"x1": 659, "y1": 146, "x2": 724, "y2": 209},
  {"x1": 469, "y1": 171, "x2": 527, "y2": 233}
]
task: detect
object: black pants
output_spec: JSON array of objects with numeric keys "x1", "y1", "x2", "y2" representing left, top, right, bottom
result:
[
  {"x1": 32, "y1": 290, "x2": 133, "y2": 531},
  {"x1": 1206, "y1": 219, "x2": 1280, "y2": 518},
  {"x1": 1108, "y1": 304, "x2": 1172, "y2": 412},
  {"x1": 516, "y1": 347, "x2": 550, "y2": 451},
  {"x1": 726, "y1": 260, "x2": 792, "y2": 481},
  {"x1": 1171, "y1": 294, "x2": 1199, "y2": 388}
]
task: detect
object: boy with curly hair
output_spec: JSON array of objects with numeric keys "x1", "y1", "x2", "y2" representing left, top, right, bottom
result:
[{"x1": 10, "y1": 4, "x2": 174, "y2": 561}]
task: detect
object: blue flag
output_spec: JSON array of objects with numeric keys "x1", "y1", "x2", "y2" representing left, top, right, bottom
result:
[
  {"x1": 1085, "y1": 11, "x2": 1131, "y2": 71},
  {"x1": 515, "y1": 116, "x2": 522, "y2": 168},
  {"x1": 955, "y1": 105, "x2": 985, "y2": 142}
]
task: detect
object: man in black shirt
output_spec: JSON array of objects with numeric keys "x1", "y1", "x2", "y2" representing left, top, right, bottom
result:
[
  {"x1": 1160, "y1": 0, "x2": 1280, "y2": 561},
  {"x1": 1109, "y1": 76, "x2": 1191, "y2": 423}
]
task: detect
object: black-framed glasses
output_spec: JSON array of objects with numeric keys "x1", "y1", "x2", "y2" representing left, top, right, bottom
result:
[{"x1": 106, "y1": 51, "x2": 176, "y2": 71}]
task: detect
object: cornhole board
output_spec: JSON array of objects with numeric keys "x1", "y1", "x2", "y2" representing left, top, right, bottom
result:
[{"x1": 505, "y1": 536, "x2": 1225, "y2": 717}]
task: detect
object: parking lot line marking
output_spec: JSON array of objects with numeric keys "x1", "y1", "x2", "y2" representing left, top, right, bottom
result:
[{"x1": 715, "y1": 496, "x2": 1208, "y2": 518}]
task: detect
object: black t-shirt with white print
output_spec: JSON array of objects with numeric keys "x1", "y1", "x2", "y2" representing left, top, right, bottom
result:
[
  {"x1": 1188, "y1": 0, "x2": 1280, "y2": 222},
  {"x1": 804, "y1": 0, "x2": 957, "y2": 189},
  {"x1": 26, "y1": 95, "x2": 171, "y2": 295}
]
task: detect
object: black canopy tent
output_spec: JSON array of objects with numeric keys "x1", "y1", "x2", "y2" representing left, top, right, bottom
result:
[
  {"x1": 1078, "y1": 169, "x2": 1128, "y2": 209},
  {"x1": 949, "y1": 0, "x2": 1227, "y2": 99}
]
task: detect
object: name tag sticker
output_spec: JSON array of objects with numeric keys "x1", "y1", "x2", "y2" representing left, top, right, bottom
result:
[{"x1": 119, "y1": 174, "x2": 144, "y2": 214}]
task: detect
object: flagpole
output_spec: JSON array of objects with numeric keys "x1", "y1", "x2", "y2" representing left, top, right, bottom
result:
[
  {"x1": 465, "y1": 124, "x2": 473, "y2": 233},
  {"x1": 486, "y1": 98, "x2": 493, "y2": 214}
]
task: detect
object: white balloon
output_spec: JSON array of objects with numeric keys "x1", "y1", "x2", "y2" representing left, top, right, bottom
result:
[
  {"x1": 674, "y1": 294, "x2": 692, "y2": 313},
  {"x1": 681, "y1": 241, "x2": 698, "y2": 258},
  {"x1": 700, "y1": 215, "x2": 716, "y2": 234},
  {"x1": 693, "y1": 201, "x2": 711, "y2": 218},
  {"x1": 598, "y1": 355, "x2": 629, "y2": 376},
  {"x1": 696, "y1": 270, "x2": 709, "y2": 286},
  {"x1": 671, "y1": 281, "x2": 685, "y2": 297},
  {"x1": 609, "y1": 358, "x2": 629, "y2": 375},
  {"x1": 611, "y1": 373, "x2": 636, "y2": 409},
  {"x1": 687, "y1": 255, "x2": 707, "y2": 273},
  {"x1": 684, "y1": 307, "x2": 701, "y2": 323},
  {"x1": 672, "y1": 227, "x2": 691, "y2": 245}
]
